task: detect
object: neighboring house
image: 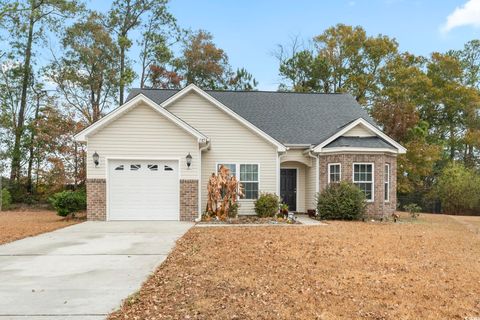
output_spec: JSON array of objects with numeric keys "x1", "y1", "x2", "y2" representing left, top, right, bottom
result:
[{"x1": 75, "y1": 84, "x2": 406, "y2": 221}]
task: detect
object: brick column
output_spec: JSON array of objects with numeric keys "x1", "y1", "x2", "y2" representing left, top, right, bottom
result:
[
  {"x1": 86, "y1": 179, "x2": 106, "y2": 221},
  {"x1": 180, "y1": 179, "x2": 199, "y2": 221}
]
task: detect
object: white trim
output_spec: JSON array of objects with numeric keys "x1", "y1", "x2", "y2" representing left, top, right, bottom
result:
[
  {"x1": 280, "y1": 166, "x2": 299, "y2": 212},
  {"x1": 384, "y1": 163, "x2": 390, "y2": 203},
  {"x1": 162, "y1": 84, "x2": 287, "y2": 152},
  {"x1": 352, "y1": 162, "x2": 375, "y2": 203},
  {"x1": 315, "y1": 155, "x2": 319, "y2": 195},
  {"x1": 74, "y1": 93, "x2": 208, "y2": 143},
  {"x1": 215, "y1": 162, "x2": 261, "y2": 201},
  {"x1": 105, "y1": 157, "x2": 181, "y2": 221},
  {"x1": 276, "y1": 153, "x2": 281, "y2": 196},
  {"x1": 320, "y1": 147, "x2": 399, "y2": 154},
  {"x1": 313, "y1": 118, "x2": 407, "y2": 154},
  {"x1": 327, "y1": 163, "x2": 342, "y2": 184}
]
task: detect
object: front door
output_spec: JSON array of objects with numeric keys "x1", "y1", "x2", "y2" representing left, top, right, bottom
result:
[{"x1": 280, "y1": 169, "x2": 297, "y2": 211}]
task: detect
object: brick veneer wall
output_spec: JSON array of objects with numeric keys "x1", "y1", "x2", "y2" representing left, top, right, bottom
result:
[
  {"x1": 86, "y1": 178, "x2": 198, "y2": 221},
  {"x1": 86, "y1": 179, "x2": 106, "y2": 221},
  {"x1": 180, "y1": 179, "x2": 198, "y2": 221},
  {"x1": 319, "y1": 153, "x2": 397, "y2": 218}
]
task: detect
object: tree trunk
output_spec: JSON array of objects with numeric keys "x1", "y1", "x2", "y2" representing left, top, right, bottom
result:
[
  {"x1": 26, "y1": 93, "x2": 41, "y2": 193},
  {"x1": 10, "y1": 7, "x2": 35, "y2": 182},
  {"x1": 119, "y1": 44, "x2": 125, "y2": 105}
]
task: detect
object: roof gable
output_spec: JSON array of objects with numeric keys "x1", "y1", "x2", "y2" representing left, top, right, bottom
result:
[{"x1": 74, "y1": 93, "x2": 208, "y2": 142}]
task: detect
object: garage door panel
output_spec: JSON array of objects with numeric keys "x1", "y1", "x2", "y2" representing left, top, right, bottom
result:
[{"x1": 108, "y1": 160, "x2": 179, "y2": 220}]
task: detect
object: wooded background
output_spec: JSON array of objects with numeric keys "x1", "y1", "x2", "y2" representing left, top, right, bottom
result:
[{"x1": 0, "y1": 1, "x2": 479, "y2": 214}]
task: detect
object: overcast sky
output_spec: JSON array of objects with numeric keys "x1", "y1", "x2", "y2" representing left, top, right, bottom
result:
[{"x1": 88, "y1": 0, "x2": 480, "y2": 90}]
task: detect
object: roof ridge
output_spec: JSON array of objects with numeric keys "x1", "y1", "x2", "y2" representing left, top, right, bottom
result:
[{"x1": 129, "y1": 87, "x2": 350, "y2": 95}]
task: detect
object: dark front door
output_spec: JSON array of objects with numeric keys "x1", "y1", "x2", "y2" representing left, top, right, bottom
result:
[{"x1": 280, "y1": 169, "x2": 297, "y2": 211}]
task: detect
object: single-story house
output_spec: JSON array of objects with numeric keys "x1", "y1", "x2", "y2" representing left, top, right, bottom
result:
[{"x1": 75, "y1": 84, "x2": 406, "y2": 221}]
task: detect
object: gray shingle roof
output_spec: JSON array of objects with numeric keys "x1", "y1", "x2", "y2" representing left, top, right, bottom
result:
[
  {"x1": 324, "y1": 136, "x2": 396, "y2": 149},
  {"x1": 126, "y1": 89, "x2": 378, "y2": 145}
]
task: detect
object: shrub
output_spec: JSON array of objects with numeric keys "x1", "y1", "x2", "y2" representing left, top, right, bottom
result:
[
  {"x1": 404, "y1": 203, "x2": 421, "y2": 219},
  {"x1": 316, "y1": 181, "x2": 366, "y2": 220},
  {"x1": 435, "y1": 163, "x2": 480, "y2": 215},
  {"x1": 1, "y1": 188, "x2": 12, "y2": 211},
  {"x1": 254, "y1": 192, "x2": 279, "y2": 217},
  {"x1": 206, "y1": 165, "x2": 242, "y2": 220},
  {"x1": 49, "y1": 190, "x2": 86, "y2": 217}
]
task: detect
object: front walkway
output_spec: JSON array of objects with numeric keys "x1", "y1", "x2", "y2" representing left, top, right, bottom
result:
[{"x1": 0, "y1": 221, "x2": 193, "y2": 319}]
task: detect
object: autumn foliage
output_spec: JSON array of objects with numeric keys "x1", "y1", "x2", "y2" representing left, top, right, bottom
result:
[{"x1": 206, "y1": 165, "x2": 243, "y2": 220}]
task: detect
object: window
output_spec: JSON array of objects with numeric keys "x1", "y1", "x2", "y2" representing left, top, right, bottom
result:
[
  {"x1": 240, "y1": 164, "x2": 259, "y2": 199},
  {"x1": 130, "y1": 164, "x2": 141, "y2": 171},
  {"x1": 353, "y1": 163, "x2": 374, "y2": 201},
  {"x1": 328, "y1": 163, "x2": 341, "y2": 183},
  {"x1": 164, "y1": 165, "x2": 174, "y2": 171},
  {"x1": 148, "y1": 164, "x2": 158, "y2": 171},
  {"x1": 114, "y1": 165, "x2": 124, "y2": 171},
  {"x1": 384, "y1": 164, "x2": 390, "y2": 202},
  {"x1": 216, "y1": 163, "x2": 259, "y2": 200},
  {"x1": 217, "y1": 163, "x2": 236, "y2": 177}
]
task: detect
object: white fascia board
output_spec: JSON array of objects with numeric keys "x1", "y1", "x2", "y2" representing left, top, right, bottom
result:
[
  {"x1": 313, "y1": 118, "x2": 407, "y2": 154},
  {"x1": 161, "y1": 84, "x2": 287, "y2": 152},
  {"x1": 74, "y1": 93, "x2": 209, "y2": 143},
  {"x1": 320, "y1": 147, "x2": 399, "y2": 154}
]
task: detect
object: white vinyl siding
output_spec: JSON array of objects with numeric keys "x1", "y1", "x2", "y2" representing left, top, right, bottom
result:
[
  {"x1": 305, "y1": 164, "x2": 317, "y2": 211},
  {"x1": 87, "y1": 104, "x2": 199, "y2": 180},
  {"x1": 343, "y1": 123, "x2": 375, "y2": 137},
  {"x1": 168, "y1": 92, "x2": 277, "y2": 215}
]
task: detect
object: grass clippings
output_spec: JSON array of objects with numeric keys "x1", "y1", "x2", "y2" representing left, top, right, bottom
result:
[
  {"x1": 0, "y1": 208, "x2": 85, "y2": 245},
  {"x1": 109, "y1": 213, "x2": 480, "y2": 320}
]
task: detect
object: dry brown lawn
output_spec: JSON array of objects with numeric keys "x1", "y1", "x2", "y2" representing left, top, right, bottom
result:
[
  {"x1": 0, "y1": 209, "x2": 85, "y2": 245},
  {"x1": 109, "y1": 213, "x2": 480, "y2": 320}
]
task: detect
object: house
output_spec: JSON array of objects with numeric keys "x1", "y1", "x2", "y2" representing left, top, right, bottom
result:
[{"x1": 74, "y1": 84, "x2": 406, "y2": 221}]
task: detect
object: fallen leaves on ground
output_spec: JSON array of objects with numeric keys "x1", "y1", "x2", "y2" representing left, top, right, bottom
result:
[
  {"x1": 109, "y1": 213, "x2": 480, "y2": 320},
  {"x1": 0, "y1": 209, "x2": 85, "y2": 245}
]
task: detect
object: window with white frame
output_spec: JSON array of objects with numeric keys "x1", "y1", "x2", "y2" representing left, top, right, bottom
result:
[
  {"x1": 353, "y1": 163, "x2": 374, "y2": 201},
  {"x1": 384, "y1": 164, "x2": 390, "y2": 202},
  {"x1": 328, "y1": 163, "x2": 341, "y2": 183},
  {"x1": 217, "y1": 163, "x2": 259, "y2": 199}
]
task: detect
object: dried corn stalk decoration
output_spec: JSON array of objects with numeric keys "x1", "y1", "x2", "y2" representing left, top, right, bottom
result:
[{"x1": 206, "y1": 165, "x2": 243, "y2": 220}]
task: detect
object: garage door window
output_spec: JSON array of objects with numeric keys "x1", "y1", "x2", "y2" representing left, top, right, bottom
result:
[
  {"x1": 164, "y1": 165, "x2": 174, "y2": 171},
  {"x1": 148, "y1": 164, "x2": 158, "y2": 171},
  {"x1": 130, "y1": 164, "x2": 141, "y2": 171},
  {"x1": 114, "y1": 165, "x2": 124, "y2": 171}
]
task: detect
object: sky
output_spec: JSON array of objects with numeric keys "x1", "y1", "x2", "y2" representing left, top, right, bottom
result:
[{"x1": 88, "y1": 0, "x2": 480, "y2": 91}]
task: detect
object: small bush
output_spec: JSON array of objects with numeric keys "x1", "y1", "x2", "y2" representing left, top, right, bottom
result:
[
  {"x1": 49, "y1": 190, "x2": 86, "y2": 217},
  {"x1": 228, "y1": 202, "x2": 238, "y2": 218},
  {"x1": 316, "y1": 182, "x2": 366, "y2": 220},
  {"x1": 1, "y1": 188, "x2": 12, "y2": 211},
  {"x1": 254, "y1": 192, "x2": 279, "y2": 217},
  {"x1": 404, "y1": 203, "x2": 421, "y2": 219}
]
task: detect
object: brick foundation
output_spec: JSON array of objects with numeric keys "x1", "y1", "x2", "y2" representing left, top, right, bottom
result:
[
  {"x1": 86, "y1": 179, "x2": 106, "y2": 221},
  {"x1": 319, "y1": 153, "x2": 397, "y2": 218},
  {"x1": 180, "y1": 179, "x2": 199, "y2": 221}
]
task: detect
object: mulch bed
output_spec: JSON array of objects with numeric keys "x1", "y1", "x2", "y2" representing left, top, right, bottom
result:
[
  {"x1": 198, "y1": 215, "x2": 301, "y2": 225},
  {"x1": 0, "y1": 208, "x2": 85, "y2": 245},
  {"x1": 109, "y1": 213, "x2": 480, "y2": 320}
]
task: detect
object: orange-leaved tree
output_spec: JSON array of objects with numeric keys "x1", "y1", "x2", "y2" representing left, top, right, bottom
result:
[{"x1": 206, "y1": 165, "x2": 243, "y2": 220}]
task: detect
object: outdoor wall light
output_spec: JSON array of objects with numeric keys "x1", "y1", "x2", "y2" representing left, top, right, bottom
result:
[
  {"x1": 186, "y1": 152, "x2": 192, "y2": 168},
  {"x1": 93, "y1": 151, "x2": 99, "y2": 167}
]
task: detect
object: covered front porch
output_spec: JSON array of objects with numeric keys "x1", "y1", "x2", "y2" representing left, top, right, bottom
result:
[{"x1": 279, "y1": 149, "x2": 318, "y2": 213}]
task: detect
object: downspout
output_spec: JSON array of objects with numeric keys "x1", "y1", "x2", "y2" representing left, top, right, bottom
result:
[
  {"x1": 195, "y1": 139, "x2": 211, "y2": 222},
  {"x1": 304, "y1": 147, "x2": 320, "y2": 212}
]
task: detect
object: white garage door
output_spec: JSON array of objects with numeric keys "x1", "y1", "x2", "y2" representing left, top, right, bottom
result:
[{"x1": 108, "y1": 159, "x2": 179, "y2": 220}]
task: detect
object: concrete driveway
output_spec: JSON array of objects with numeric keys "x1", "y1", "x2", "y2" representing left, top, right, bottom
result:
[{"x1": 0, "y1": 221, "x2": 193, "y2": 319}]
